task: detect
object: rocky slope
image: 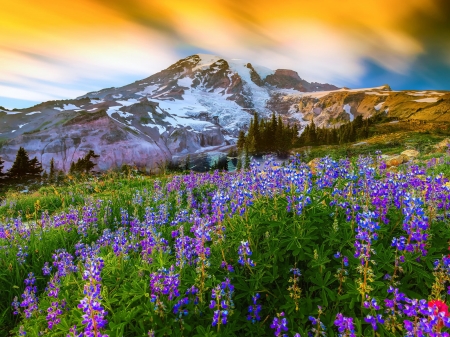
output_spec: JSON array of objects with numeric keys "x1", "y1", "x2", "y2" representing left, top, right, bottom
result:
[{"x1": 1, "y1": 53, "x2": 449, "y2": 172}]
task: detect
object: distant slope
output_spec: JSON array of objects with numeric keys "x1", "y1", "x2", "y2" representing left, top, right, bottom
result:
[{"x1": 1, "y1": 54, "x2": 449, "y2": 172}]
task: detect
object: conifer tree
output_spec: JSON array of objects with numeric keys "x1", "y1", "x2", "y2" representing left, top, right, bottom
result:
[
  {"x1": 236, "y1": 156, "x2": 242, "y2": 171},
  {"x1": 275, "y1": 115, "x2": 284, "y2": 151},
  {"x1": 71, "y1": 150, "x2": 100, "y2": 174},
  {"x1": 69, "y1": 162, "x2": 76, "y2": 175},
  {"x1": 184, "y1": 155, "x2": 191, "y2": 171},
  {"x1": 0, "y1": 156, "x2": 4, "y2": 178},
  {"x1": 271, "y1": 112, "x2": 278, "y2": 137},
  {"x1": 49, "y1": 158, "x2": 56, "y2": 181},
  {"x1": 237, "y1": 131, "x2": 246, "y2": 153},
  {"x1": 83, "y1": 150, "x2": 100, "y2": 173},
  {"x1": 308, "y1": 120, "x2": 317, "y2": 144},
  {"x1": 7, "y1": 147, "x2": 30, "y2": 180},
  {"x1": 244, "y1": 149, "x2": 251, "y2": 170},
  {"x1": 57, "y1": 170, "x2": 65, "y2": 183},
  {"x1": 252, "y1": 113, "x2": 261, "y2": 153},
  {"x1": 28, "y1": 156, "x2": 43, "y2": 179},
  {"x1": 217, "y1": 155, "x2": 228, "y2": 171}
]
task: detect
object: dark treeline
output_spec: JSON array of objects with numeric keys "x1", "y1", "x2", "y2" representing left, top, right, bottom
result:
[
  {"x1": 237, "y1": 112, "x2": 299, "y2": 155},
  {"x1": 299, "y1": 115, "x2": 370, "y2": 146},
  {"x1": 0, "y1": 147, "x2": 100, "y2": 187},
  {"x1": 238, "y1": 112, "x2": 374, "y2": 155}
]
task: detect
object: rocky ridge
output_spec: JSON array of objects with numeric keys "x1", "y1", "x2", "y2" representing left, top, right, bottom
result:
[{"x1": 1, "y1": 54, "x2": 449, "y2": 172}]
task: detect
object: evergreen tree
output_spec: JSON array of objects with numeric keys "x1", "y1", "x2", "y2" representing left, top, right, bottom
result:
[
  {"x1": 0, "y1": 156, "x2": 4, "y2": 177},
  {"x1": 42, "y1": 171, "x2": 49, "y2": 181},
  {"x1": 69, "y1": 162, "x2": 76, "y2": 175},
  {"x1": 210, "y1": 160, "x2": 218, "y2": 171},
  {"x1": 49, "y1": 158, "x2": 56, "y2": 181},
  {"x1": 244, "y1": 149, "x2": 251, "y2": 170},
  {"x1": 57, "y1": 170, "x2": 65, "y2": 183},
  {"x1": 308, "y1": 120, "x2": 317, "y2": 144},
  {"x1": 184, "y1": 155, "x2": 191, "y2": 171},
  {"x1": 236, "y1": 157, "x2": 242, "y2": 171},
  {"x1": 217, "y1": 155, "x2": 228, "y2": 171},
  {"x1": 28, "y1": 156, "x2": 43, "y2": 179},
  {"x1": 83, "y1": 150, "x2": 100, "y2": 173},
  {"x1": 253, "y1": 113, "x2": 261, "y2": 153},
  {"x1": 237, "y1": 131, "x2": 246, "y2": 153},
  {"x1": 7, "y1": 147, "x2": 30, "y2": 180},
  {"x1": 71, "y1": 150, "x2": 100, "y2": 174},
  {"x1": 275, "y1": 115, "x2": 284, "y2": 151},
  {"x1": 271, "y1": 112, "x2": 278, "y2": 137}
]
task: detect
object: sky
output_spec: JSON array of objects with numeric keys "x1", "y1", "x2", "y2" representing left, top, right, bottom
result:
[{"x1": 1, "y1": 0, "x2": 449, "y2": 109}]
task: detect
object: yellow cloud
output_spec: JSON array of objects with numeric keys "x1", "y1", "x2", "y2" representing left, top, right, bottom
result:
[{"x1": 0, "y1": 0, "x2": 446, "y2": 104}]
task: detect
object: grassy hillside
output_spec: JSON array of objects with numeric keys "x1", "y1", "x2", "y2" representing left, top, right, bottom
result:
[{"x1": 1, "y1": 145, "x2": 450, "y2": 336}]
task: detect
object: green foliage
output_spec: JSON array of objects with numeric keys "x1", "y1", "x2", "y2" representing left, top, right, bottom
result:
[{"x1": 2, "y1": 152, "x2": 450, "y2": 336}]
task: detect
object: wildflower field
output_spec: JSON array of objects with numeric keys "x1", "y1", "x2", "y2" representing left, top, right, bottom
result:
[{"x1": 2, "y1": 154, "x2": 450, "y2": 337}]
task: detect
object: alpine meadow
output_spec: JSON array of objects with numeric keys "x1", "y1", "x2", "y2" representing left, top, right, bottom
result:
[{"x1": 2, "y1": 0, "x2": 450, "y2": 336}]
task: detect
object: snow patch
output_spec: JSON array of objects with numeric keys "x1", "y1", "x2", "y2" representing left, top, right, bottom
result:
[
  {"x1": 90, "y1": 99, "x2": 104, "y2": 104},
  {"x1": 18, "y1": 123, "x2": 29, "y2": 128},
  {"x1": 374, "y1": 102, "x2": 384, "y2": 110},
  {"x1": 26, "y1": 111, "x2": 41, "y2": 116},
  {"x1": 343, "y1": 104, "x2": 353, "y2": 121},
  {"x1": 54, "y1": 104, "x2": 79, "y2": 111},
  {"x1": 135, "y1": 84, "x2": 159, "y2": 97},
  {"x1": 178, "y1": 77, "x2": 194, "y2": 87},
  {"x1": 112, "y1": 94, "x2": 122, "y2": 99},
  {"x1": 142, "y1": 123, "x2": 166, "y2": 134},
  {"x1": 5, "y1": 111, "x2": 22, "y2": 115},
  {"x1": 413, "y1": 97, "x2": 438, "y2": 103},
  {"x1": 117, "y1": 99, "x2": 139, "y2": 107},
  {"x1": 193, "y1": 54, "x2": 222, "y2": 71}
]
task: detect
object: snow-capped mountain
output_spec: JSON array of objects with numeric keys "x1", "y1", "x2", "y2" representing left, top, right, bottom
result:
[{"x1": 1, "y1": 54, "x2": 449, "y2": 172}]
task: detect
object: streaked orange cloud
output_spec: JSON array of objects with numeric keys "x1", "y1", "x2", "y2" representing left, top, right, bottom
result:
[{"x1": 0, "y1": 0, "x2": 449, "y2": 107}]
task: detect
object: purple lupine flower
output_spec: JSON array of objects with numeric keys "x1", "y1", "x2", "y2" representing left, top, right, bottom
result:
[
  {"x1": 185, "y1": 285, "x2": 200, "y2": 306},
  {"x1": 16, "y1": 245, "x2": 28, "y2": 265},
  {"x1": 77, "y1": 256, "x2": 108, "y2": 337},
  {"x1": 247, "y1": 293, "x2": 262, "y2": 323},
  {"x1": 67, "y1": 325, "x2": 83, "y2": 337},
  {"x1": 238, "y1": 240, "x2": 255, "y2": 267},
  {"x1": 173, "y1": 297, "x2": 189, "y2": 319},
  {"x1": 334, "y1": 313, "x2": 356, "y2": 337},
  {"x1": 210, "y1": 278, "x2": 234, "y2": 328},
  {"x1": 309, "y1": 313, "x2": 327, "y2": 336},
  {"x1": 220, "y1": 261, "x2": 235, "y2": 273},
  {"x1": 46, "y1": 300, "x2": 66, "y2": 330},
  {"x1": 364, "y1": 314, "x2": 384, "y2": 331},
  {"x1": 270, "y1": 312, "x2": 288, "y2": 337},
  {"x1": 13, "y1": 272, "x2": 39, "y2": 319},
  {"x1": 42, "y1": 262, "x2": 52, "y2": 276},
  {"x1": 52, "y1": 249, "x2": 78, "y2": 277},
  {"x1": 18, "y1": 326, "x2": 26, "y2": 336}
]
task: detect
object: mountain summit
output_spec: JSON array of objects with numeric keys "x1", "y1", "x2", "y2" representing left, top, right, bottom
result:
[{"x1": 1, "y1": 54, "x2": 448, "y2": 172}]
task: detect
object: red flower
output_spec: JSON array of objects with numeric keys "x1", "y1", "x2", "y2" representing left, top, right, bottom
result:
[{"x1": 428, "y1": 300, "x2": 449, "y2": 329}]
